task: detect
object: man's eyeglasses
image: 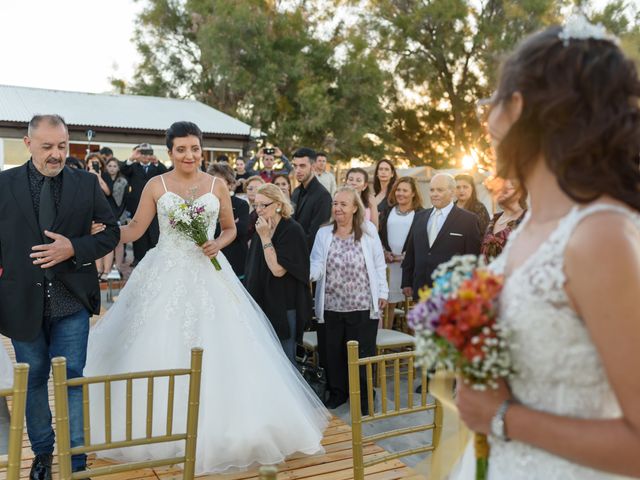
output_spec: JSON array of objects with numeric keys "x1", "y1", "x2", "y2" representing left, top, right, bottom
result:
[{"x1": 254, "y1": 202, "x2": 274, "y2": 210}]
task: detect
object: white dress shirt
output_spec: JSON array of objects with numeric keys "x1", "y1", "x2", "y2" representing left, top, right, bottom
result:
[{"x1": 426, "y1": 201, "x2": 454, "y2": 243}]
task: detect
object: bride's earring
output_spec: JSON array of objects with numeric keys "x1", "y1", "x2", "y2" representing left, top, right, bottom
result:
[{"x1": 276, "y1": 207, "x2": 282, "y2": 213}]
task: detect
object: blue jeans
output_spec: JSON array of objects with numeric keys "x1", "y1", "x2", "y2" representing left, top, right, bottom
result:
[
  {"x1": 280, "y1": 310, "x2": 297, "y2": 365},
  {"x1": 12, "y1": 309, "x2": 89, "y2": 470}
]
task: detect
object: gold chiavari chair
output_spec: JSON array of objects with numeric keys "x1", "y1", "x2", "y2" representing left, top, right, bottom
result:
[
  {"x1": 347, "y1": 341, "x2": 442, "y2": 480},
  {"x1": 258, "y1": 465, "x2": 278, "y2": 479},
  {"x1": 0, "y1": 363, "x2": 29, "y2": 480},
  {"x1": 52, "y1": 348, "x2": 203, "y2": 480}
]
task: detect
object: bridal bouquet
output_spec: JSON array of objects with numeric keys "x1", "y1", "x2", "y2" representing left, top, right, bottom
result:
[
  {"x1": 167, "y1": 198, "x2": 221, "y2": 271},
  {"x1": 407, "y1": 255, "x2": 513, "y2": 480}
]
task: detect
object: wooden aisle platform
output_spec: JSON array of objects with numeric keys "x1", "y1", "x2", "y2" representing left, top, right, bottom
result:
[{"x1": 1, "y1": 336, "x2": 425, "y2": 480}]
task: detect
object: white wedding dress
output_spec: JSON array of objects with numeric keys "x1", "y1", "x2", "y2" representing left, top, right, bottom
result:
[
  {"x1": 85, "y1": 179, "x2": 330, "y2": 474},
  {"x1": 449, "y1": 203, "x2": 639, "y2": 480}
]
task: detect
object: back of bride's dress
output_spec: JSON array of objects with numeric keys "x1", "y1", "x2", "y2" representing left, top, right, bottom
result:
[
  {"x1": 450, "y1": 204, "x2": 639, "y2": 480},
  {"x1": 85, "y1": 183, "x2": 329, "y2": 474}
]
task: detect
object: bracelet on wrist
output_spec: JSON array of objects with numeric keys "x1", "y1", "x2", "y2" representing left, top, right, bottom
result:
[{"x1": 262, "y1": 242, "x2": 274, "y2": 250}]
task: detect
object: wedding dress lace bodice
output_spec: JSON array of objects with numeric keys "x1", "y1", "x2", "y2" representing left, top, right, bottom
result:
[
  {"x1": 156, "y1": 191, "x2": 220, "y2": 254},
  {"x1": 484, "y1": 203, "x2": 640, "y2": 479}
]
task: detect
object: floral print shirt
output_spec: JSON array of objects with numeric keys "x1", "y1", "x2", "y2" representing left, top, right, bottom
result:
[{"x1": 325, "y1": 235, "x2": 371, "y2": 313}]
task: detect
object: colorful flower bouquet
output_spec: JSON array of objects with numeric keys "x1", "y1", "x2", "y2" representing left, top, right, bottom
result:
[
  {"x1": 168, "y1": 197, "x2": 221, "y2": 271},
  {"x1": 407, "y1": 255, "x2": 513, "y2": 480}
]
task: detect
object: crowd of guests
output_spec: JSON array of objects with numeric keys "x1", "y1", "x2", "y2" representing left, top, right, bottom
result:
[{"x1": 79, "y1": 142, "x2": 526, "y2": 411}]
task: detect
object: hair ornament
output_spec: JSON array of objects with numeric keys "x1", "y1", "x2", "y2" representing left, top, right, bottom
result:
[{"x1": 558, "y1": 12, "x2": 620, "y2": 46}]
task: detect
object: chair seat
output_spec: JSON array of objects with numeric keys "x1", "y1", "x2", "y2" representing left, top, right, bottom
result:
[
  {"x1": 303, "y1": 331, "x2": 318, "y2": 350},
  {"x1": 376, "y1": 329, "x2": 415, "y2": 348}
]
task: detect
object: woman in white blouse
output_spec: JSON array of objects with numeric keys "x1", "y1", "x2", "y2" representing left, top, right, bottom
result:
[
  {"x1": 310, "y1": 186, "x2": 388, "y2": 413},
  {"x1": 378, "y1": 177, "x2": 424, "y2": 328}
]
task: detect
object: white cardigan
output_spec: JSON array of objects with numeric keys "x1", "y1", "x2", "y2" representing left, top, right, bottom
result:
[{"x1": 310, "y1": 222, "x2": 389, "y2": 323}]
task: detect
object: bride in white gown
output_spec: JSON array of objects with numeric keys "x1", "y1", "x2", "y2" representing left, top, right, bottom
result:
[
  {"x1": 85, "y1": 122, "x2": 330, "y2": 474},
  {"x1": 449, "y1": 17, "x2": 640, "y2": 480}
]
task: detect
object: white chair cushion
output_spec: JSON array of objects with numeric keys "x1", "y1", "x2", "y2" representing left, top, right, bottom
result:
[
  {"x1": 376, "y1": 329, "x2": 416, "y2": 347},
  {"x1": 303, "y1": 331, "x2": 318, "y2": 349}
]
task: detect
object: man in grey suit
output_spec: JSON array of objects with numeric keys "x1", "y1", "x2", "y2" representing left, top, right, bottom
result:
[{"x1": 402, "y1": 173, "x2": 481, "y2": 300}]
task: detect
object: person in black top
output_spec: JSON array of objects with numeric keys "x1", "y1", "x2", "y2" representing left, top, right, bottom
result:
[
  {"x1": 290, "y1": 148, "x2": 332, "y2": 249},
  {"x1": 245, "y1": 183, "x2": 312, "y2": 363},
  {"x1": 118, "y1": 143, "x2": 167, "y2": 266},
  {"x1": 208, "y1": 163, "x2": 250, "y2": 280}
]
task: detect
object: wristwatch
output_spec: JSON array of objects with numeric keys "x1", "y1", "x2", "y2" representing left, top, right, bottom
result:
[{"x1": 490, "y1": 399, "x2": 513, "y2": 441}]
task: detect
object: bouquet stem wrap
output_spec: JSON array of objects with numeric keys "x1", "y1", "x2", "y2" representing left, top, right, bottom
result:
[{"x1": 474, "y1": 433, "x2": 489, "y2": 480}]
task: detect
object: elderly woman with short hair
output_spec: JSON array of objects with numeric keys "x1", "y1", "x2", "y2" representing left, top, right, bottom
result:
[
  {"x1": 310, "y1": 186, "x2": 388, "y2": 412},
  {"x1": 245, "y1": 184, "x2": 312, "y2": 364}
]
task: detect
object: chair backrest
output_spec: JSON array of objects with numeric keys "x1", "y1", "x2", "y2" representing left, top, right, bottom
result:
[
  {"x1": 259, "y1": 465, "x2": 278, "y2": 479},
  {"x1": 0, "y1": 363, "x2": 29, "y2": 480},
  {"x1": 52, "y1": 348, "x2": 203, "y2": 480},
  {"x1": 347, "y1": 341, "x2": 442, "y2": 480}
]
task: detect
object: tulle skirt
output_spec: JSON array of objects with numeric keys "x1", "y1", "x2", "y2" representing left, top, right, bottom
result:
[{"x1": 85, "y1": 244, "x2": 330, "y2": 474}]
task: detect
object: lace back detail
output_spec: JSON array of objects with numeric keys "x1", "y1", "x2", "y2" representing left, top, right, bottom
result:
[{"x1": 495, "y1": 204, "x2": 639, "y2": 309}]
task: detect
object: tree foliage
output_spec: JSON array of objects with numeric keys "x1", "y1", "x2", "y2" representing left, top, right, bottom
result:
[
  {"x1": 122, "y1": 0, "x2": 390, "y2": 161},
  {"x1": 120, "y1": 0, "x2": 639, "y2": 167}
]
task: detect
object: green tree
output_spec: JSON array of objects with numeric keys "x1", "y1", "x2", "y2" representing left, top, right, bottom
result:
[
  {"x1": 349, "y1": 0, "x2": 637, "y2": 168},
  {"x1": 121, "y1": 0, "x2": 390, "y2": 161},
  {"x1": 350, "y1": 0, "x2": 563, "y2": 169}
]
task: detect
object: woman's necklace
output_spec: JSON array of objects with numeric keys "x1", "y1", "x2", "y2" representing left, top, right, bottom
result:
[
  {"x1": 395, "y1": 206, "x2": 413, "y2": 216},
  {"x1": 496, "y1": 210, "x2": 523, "y2": 226}
]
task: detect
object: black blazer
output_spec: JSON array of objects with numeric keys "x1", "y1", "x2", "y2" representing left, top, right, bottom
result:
[
  {"x1": 401, "y1": 205, "x2": 481, "y2": 299},
  {"x1": 215, "y1": 195, "x2": 249, "y2": 277},
  {"x1": 119, "y1": 161, "x2": 168, "y2": 213},
  {"x1": 291, "y1": 176, "x2": 332, "y2": 249},
  {"x1": 0, "y1": 163, "x2": 120, "y2": 341},
  {"x1": 379, "y1": 205, "x2": 425, "y2": 252}
]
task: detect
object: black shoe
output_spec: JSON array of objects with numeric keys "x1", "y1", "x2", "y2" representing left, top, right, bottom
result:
[
  {"x1": 30, "y1": 454, "x2": 53, "y2": 480},
  {"x1": 73, "y1": 465, "x2": 91, "y2": 479},
  {"x1": 324, "y1": 395, "x2": 347, "y2": 409}
]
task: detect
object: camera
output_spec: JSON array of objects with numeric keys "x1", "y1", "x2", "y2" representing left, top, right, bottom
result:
[
  {"x1": 263, "y1": 147, "x2": 276, "y2": 155},
  {"x1": 92, "y1": 161, "x2": 101, "y2": 172},
  {"x1": 139, "y1": 148, "x2": 153, "y2": 156}
]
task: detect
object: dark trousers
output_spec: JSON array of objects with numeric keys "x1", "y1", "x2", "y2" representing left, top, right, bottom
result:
[
  {"x1": 132, "y1": 216, "x2": 159, "y2": 263},
  {"x1": 12, "y1": 309, "x2": 90, "y2": 470},
  {"x1": 324, "y1": 310, "x2": 377, "y2": 404}
]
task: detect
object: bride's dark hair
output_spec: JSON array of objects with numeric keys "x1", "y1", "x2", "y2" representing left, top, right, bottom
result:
[
  {"x1": 166, "y1": 121, "x2": 203, "y2": 151},
  {"x1": 494, "y1": 26, "x2": 640, "y2": 211}
]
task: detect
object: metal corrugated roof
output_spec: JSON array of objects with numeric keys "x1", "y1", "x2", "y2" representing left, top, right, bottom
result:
[{"x1": 0, "y1": 84, "x2": 252, "y2": 136}]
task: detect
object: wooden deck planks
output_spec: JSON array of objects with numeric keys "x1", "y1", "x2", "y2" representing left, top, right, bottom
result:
[{"x1": 1, "y1": 336, "x2": 422, "y2": 480}]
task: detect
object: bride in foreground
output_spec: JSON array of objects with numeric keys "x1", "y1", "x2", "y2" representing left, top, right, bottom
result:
[
  {"x1": 85, "y1": 121, "x2": 329, "y2": 474},
  {"x1": 449, "y1": 16, "x2": 640, "y2": 480}
]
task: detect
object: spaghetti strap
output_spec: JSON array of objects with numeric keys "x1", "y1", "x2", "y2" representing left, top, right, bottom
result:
[
  {"x1": 210, "y1": 176, "x2": 216, "y2": 193},
  {"x1": 160, "y1": 174, "x2": 168, "y2": 192}
]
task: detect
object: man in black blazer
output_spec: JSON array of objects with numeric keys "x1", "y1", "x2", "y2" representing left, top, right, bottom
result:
[
  {"x1": 0, "y1": 115, "x2": 119, "y2": 479},
  {"x1": 119, "y1": 143, "x2": 167, "y2": 266},
  {"x1": 402, "y1": 173, "x2": 481, "y2": 300},
  {"x1": 290, "y1": 148, "x2": 332, "y2": 249}
]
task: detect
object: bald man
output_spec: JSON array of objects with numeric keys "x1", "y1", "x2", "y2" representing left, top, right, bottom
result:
[{"x1": 401, "y1": 173, "x2": 481, "y2": 300}]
